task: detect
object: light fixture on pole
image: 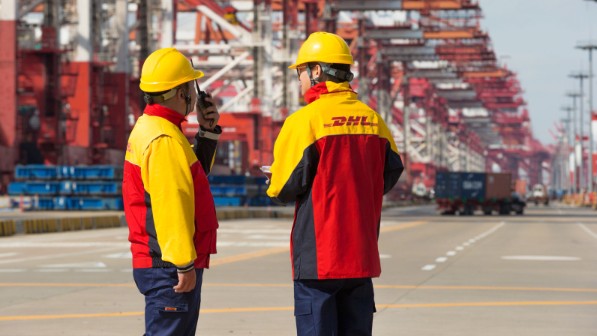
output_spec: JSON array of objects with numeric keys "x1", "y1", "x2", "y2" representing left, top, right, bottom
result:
[{"x1": 577, "y1": 41, "x2": 597, "y2": 193}]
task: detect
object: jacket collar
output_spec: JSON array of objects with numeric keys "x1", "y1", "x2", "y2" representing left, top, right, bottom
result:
[
  {"x1": 143, "y1": 104, "x2": 186, "y2": 129},
  {"x1": 304, "y1": 81, "x2": 355, "y2": 104}
]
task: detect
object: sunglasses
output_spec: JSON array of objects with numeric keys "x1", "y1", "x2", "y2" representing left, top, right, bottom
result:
[{"x1": 296, "y1": 65, "x2": 308, "y2": 77}]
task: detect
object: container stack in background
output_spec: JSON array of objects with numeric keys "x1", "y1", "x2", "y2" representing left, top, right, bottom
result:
[
  {"x1": 208, "y1": 175, "x2": 273, "y2": 207},
  {"x1": 7, "y1": 165, "x2": 123, "y2": 210},
  {"x1": 6, "y1": 165, "x2": 274, "y2": 211}
]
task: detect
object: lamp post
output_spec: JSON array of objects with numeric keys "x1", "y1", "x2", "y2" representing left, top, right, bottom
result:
[
  {"x1": 577, "y1": 42, "x2": 597, "y2": 192},
  {"x1": 569, "y1": 72, "x2": 589, "y2": 191},
  {"x1": 561, "y1": 105, "x2": 575, "y2": 194},
  {"x1": 567, "y1": 92, "x2": 582, "y2": 192},
  {"x1": 560, "y1": 116, "x2": 572, "y2": 193}
]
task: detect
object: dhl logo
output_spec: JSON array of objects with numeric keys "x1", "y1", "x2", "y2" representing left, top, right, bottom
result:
[{"x1": 323, "y1": 116, "x2": 378, "y2": 128}]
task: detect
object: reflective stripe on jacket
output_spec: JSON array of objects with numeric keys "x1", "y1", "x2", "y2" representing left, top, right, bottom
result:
[
  {"x1": 267, "y1": 81, "x2": 404, "y2": 280},
  {"x1": 123, "y1": 104, "x2": 218, "y2": 269}
]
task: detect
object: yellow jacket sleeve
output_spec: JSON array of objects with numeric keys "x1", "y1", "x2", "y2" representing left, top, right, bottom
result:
[
  {"x1": 266, "y1": 112, "x2": 318, "y2": 204},
  {"x1": 142, "y1": 135, "x2": 196, "y2": 268}
]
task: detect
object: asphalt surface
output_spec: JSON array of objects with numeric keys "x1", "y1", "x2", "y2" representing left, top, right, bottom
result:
[{"x1": 0, "y1": 203, "x2": 596, "y2": 335}]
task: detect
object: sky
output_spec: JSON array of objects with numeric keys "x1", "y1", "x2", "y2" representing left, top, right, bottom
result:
[{"x1": 477, "y1": 0, "x2": 597, "y2": 146}]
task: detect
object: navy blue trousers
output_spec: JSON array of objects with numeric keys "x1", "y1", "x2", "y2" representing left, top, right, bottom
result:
[
  {"x1": 294, "y1": 278, "x2": 375, "y2": 336},
  {"x1": 133, "y1": 268, "x2": 204, "y2": 336}
]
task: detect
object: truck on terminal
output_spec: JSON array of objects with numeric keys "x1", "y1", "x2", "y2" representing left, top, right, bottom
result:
[
  {"x1": 435, "y1": 172, "x2": 526, "y2": 216},
  {"x1": 526, "y1": 184, "x2": 549, "y2": 206}
]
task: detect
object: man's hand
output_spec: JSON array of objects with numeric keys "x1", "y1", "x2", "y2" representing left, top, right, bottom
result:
[
  {"x1": 196, "y1": 94, "x2": 220, "y2": 131},
  {"x1": 173, "y1": 269, "x2": 196, "y2": 293}
]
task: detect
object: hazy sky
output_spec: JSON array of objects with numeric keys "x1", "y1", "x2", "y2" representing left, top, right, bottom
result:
[{"x1": 478, "y1": 0, "x2": 597, "y2": 146}]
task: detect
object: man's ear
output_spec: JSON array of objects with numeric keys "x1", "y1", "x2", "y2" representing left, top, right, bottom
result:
[{"x1": 313, "y1": 64, "x2": 322, "y2": 77}]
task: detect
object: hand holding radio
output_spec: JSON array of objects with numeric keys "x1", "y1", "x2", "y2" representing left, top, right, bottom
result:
[{"x1": 196, "y1": 90, "x2": 219, "y2": 130}]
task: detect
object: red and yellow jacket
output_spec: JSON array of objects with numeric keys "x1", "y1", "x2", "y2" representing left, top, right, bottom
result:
[
  {"x1": 123, "y1": 104, "x2": 219, "y2": 270},
  {"x1": 267, "y1": 81, "x2": 404, "y2": 280}
]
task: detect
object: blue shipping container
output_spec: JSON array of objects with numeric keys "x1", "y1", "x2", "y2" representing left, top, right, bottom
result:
[
  {"x1": 435, "y1": 172, "x2": 461, "y2": 199},
  {"x1": 67, "y1": 197, "x2": 123, "y2": 210},
  {"x1": 71, "y1": 166, "x2": 123, "y2": 180},
  {"x1": 70, "y1": 182, "x2": 122, "y2": 195},
  {"x1": 213, "y1": 196, "x2": 245, "y2": 207},
  {"x1": 14, "y1": 165, "x2": 60, "y2": 180},
  {"x1": 208, "y1": 175, "x2": 247, "y2": 185},
  {"x1": 435, "y1": 172, "x2": 486, "y2": 201},
  {"x1": 460, "y1": 173, "x2": 486, "y2": 200},
  {"x1": 8, "y1": 181, "x2": 61, "y2": 195}
]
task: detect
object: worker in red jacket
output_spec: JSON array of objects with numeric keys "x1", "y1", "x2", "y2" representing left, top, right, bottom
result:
[
  {"x1": 266, "y1": 32, "x2": 404, "y2": 336},
  {"x1": 122, "y1": 47, "x2": 221, "y2": 336}
]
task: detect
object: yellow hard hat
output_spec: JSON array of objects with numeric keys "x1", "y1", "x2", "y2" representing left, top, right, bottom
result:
[
  {"x1": 139, "y1": 47, "x2": 204, "y2": 93},
  {"x1": 289, "y1": 32, "x2": 353, "y2": 69}
]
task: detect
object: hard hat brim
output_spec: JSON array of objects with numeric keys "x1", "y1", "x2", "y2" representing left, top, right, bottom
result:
[{"x1": 140, "y1": 69, "x2": 205, "y2": 92}]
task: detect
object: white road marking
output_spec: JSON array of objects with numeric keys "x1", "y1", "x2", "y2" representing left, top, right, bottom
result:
[
  {"x1": 0, "y1": 252, "x2": 17, "y2": 258},
  {"x1": 104, "y1": 252, "x2": 131, "y2": 259},
  {"x1": 42, "y1": 262, "x2": 107, "y2": 268},
  {"x1": 75, "y1": 269, "x2": 110, "y2": 273},
  {"x1": 246, "y1": 235, "x2": 288, "y2": 240},
  {"x1": 0, "y1": 242, "x2": 128, "y2": 248},
  {"x1": 421, "y1": 264, "x2": 436, "y2": 271},
  {"x1": 501, "y1": 256, "x2": 581, "y2": 261},
  {"x1": 37, "y1": 269, "x2": 67, "y2": 272},
  {"x1": 379, "y1": 254, "x2": 392, "y2": 259},
  {"x1": 217, "y1": 229, "x2": 289, "y2": 234},
  {"x1": 0, "y1": 246, "x2": 131, "y2": 265},
  {"x1": 578, "y1": 223, "x2": 597, "y2": 239},
  {"x1": 217, "y1": 241, "x2": 287, "y2": 247},
  {"x1": 421, "y1": 222, "x2": 505, "y2": 272}
]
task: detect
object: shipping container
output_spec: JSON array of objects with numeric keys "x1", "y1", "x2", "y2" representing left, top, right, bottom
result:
[
  {"x1": 486, "y1": 173, "x2": 512, "y2": 199},
  {"x1": 435, "y1": 172, "x2": 525, "y2": 216},
  {"x1": 514, "y1": 179, "x2": 528, "y2": 197}
]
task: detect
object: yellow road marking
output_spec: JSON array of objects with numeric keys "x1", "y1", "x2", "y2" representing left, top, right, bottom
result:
[
  {"x1": 0, "y1": 283, "x2": 134, "y2": 288},
  {"x1": 204, "y1": 283, "x2": 291, "y2": 288},
  {"x1": 377, "y1": 301, "x2": 597, "y2": 309},
  {"x1": 2, "y1": 301, "x2": 597, "y2": 321},
  {"x1": 2, "y1": 282, "x2": 597, "y2": 295},
  {"x1": 380, "y1": 220, "x2": 427, "y2": 233},
  {"x1": 210, "y1": 220, "x2": 426, "y2": 266},
  {"x1": 0, "y1": 312, "x2": 144, "y2": 321},
  {"x1": 375, "y1": 284, "x2": 597, "y2": 293}
]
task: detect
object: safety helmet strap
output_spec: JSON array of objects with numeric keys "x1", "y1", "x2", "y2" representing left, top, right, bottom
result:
[
  {"x1": 320, "y1": 63, "x2": 354, "y2": 82},
  {"x1": 306, "y1": 65, "x2": 319, "y2": 87},
  {"x1": 143, "y1": 88, "x2": 178, "y2": 105}
]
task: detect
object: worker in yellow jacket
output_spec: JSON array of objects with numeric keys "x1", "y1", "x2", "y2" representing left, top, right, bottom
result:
[
  {"x1": 267, "y1": 32, "x2": 404, "y2": 336},
  {"x1": 122, "y1": 48, "x2": 221, "y2": 336}
]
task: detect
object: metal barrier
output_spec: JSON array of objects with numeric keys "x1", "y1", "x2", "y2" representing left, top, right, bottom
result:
[
  {"x1": 18, "y1": 216, "x2": 123, "y2": 235},
  {"x1": 0, "y1": 220, "x2": 16, "y2": 237}
]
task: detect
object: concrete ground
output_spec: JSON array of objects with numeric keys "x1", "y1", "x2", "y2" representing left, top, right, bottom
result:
[{"x1": 0, "y1": 203, "x2": 596, "y2": 335}]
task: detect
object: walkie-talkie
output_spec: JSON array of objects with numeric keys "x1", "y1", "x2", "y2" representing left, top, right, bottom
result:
[{"x1": 191, "y1": 59, "x2": 214, "y2": 128}]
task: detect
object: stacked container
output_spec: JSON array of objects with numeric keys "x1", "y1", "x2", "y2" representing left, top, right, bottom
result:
[{"x1": 8, "y1": 165, "x2": 123, "y2": 210}]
